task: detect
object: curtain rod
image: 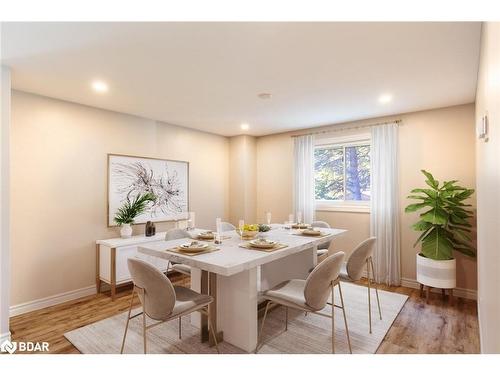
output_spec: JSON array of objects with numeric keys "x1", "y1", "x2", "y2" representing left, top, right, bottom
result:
[{"x1": 290, "y1": 119, "x2": 402, "y2": 138}]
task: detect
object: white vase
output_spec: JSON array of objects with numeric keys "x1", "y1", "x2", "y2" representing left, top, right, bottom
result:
[
  {"x1": 120, "y1": 223, "x2": 133, "y2": 238},
  {"x1": 416, "y1": 253, "x2": 456, "y2": 289}
]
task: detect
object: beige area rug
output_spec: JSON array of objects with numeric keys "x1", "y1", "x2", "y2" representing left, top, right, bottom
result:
[{"x1": 64, "y1": 283, "x2": 408, "y2": 354}]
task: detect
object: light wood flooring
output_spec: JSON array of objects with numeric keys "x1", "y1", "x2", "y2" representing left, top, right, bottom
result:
[{"x1": 9, "y1": 275, "x2": 479, "y2": 354}]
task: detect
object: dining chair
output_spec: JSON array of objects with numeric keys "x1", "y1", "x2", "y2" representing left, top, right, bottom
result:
[
  {"x1": 311, "y1": 220, "x2": 332, "y2": 258},
  {"x1": 256, "y1": 252, "x2": 352, "y2": 354},
  {"x1": 339, "y1": 237, "x2": 381, "y2": 334},
  {"x1": 164, "y1": 228, "x2": 191, "y2": 276},
  {"x1": 219, "y1": 222, "x2": 236, "y2": 232},
  {"x1": 121, "y1": 258, "x2": 220, "y2": 354}
]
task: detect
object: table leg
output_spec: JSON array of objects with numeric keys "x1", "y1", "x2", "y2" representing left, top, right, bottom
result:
[
  {"x1": 218, "y1": 268, "x2": 258, "y2": 352},
  {"x1": 95, "y1": 244, "x2": 101, "y2": 294},
  {"x1": 110, "y1": 247, "x2": 116, "y2": 301}
]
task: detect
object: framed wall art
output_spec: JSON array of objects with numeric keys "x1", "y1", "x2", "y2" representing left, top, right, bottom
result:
[{"x1": 107, "y1": 154, "x2": 189, "y2": 226}]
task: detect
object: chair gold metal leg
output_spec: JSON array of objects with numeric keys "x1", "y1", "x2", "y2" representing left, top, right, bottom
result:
[
  {"x1": 370, "y1": 257, "x2": 382, "y2": 320},
  {"x1": 120, "y1": 287, "x2": 136, "y2": 354},
  {"x1": 255, "y1": 301, "x2": 271, "y2": 353},
  {"x1": 337, "y1": 282, "x2": 352, "y2": 354},
  {"x1": 178, "y1": 317, "x2": 182, "y2": 339},
  {"x1": 367, "y1": 260, "x2": 372, "y2": 334},
  {"x1": 207, "y1": 309, "x2": 220, "y2": 354},
  {"x1": 331, "y1": 284, "x2": 335, "y2": 354},
  {"x1": 285, "y1": 306, "x2": 288, "y2": 331},
  {"x1": 142, "y1": 293, "x2": 147, "y2": 354}
]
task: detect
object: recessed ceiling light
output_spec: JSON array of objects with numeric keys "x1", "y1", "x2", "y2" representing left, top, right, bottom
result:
[
  {"x1": 258, "y1": 93, "x2": 272, "y2": 100},
  {"x1": 240, "y1": 123, "x2": 249, "y2": 131},
  {"x1": 91, "y1": 80, "x2": 109, "y2": 93},
  {"x1": 378, "y1": 94, "x2": 392, "y2": 104}
]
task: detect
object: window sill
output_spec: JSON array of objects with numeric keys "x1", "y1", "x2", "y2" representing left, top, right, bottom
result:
[{"x1": 315, "y1": 204, "x2": 370, "y2": 213}]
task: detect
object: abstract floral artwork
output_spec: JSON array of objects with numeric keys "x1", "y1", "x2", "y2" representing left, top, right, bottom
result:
[{"x1": 108, "y1": 154, "x2": 189, "y2": 225}]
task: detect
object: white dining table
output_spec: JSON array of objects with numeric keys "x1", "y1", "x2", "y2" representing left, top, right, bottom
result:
[{"x1": 138, "y1": 225, "x2": 346, "y2": 352}]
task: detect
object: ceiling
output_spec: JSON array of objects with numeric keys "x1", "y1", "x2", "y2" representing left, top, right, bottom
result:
[{"x1": 1, "y1": 22, "x2": 481, "y2": 136}]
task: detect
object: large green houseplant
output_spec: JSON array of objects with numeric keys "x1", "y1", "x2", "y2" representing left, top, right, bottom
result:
[
  {"x1": 405, "y1": 170, "x2": 475, "y2": 293},
  {"x1": 114, "y1": 192, "x2": 156, "y2": 238}
]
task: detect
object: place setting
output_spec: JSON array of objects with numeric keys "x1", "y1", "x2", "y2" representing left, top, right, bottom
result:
[
  {"x1": 238, "y1": 238, "x2": 288, "y2": 252},
  {"x1": 195, "y1": 230, "x2": 231, "y2": 242},
  {"x1": 166, "y1": 240, "x2": 220, "y2": 256}
]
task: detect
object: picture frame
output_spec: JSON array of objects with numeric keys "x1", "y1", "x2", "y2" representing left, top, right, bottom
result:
[{"x1": 107, "y1": 154, "x2": 189, "y2": 226}]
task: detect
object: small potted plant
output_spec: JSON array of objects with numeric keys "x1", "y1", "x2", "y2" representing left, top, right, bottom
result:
[
  {"x1": 405, "y1": 170, "x2": 475, "y2": 295},
  {"x1": 114, "y1": 192, "x2": 156, "y2": 238}
]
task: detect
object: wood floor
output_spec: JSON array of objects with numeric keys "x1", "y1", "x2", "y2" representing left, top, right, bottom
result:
[{"x1": 9, "y1": 275, "x2": 479, "y2": 354}]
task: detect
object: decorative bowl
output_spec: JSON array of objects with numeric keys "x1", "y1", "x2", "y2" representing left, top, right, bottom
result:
[{"x1": 238, "y1": 230, "x2": 259, "y2": 239}]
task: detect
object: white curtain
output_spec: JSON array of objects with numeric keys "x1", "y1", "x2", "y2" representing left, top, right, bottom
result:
[
  {"x1": 293, "y1": 134, "x2": 315, "y2": 224},
  {"x1": 370, "y1": 123, "x2": 401, "y2": 285}
]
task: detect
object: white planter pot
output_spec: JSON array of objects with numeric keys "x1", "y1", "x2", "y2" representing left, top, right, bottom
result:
[
  {"x1": 120, "y1": 224, "x2": 133, "y2": 238},
  {"x1": 416, "y1": 253, "x2": 456, "y2": 289}
]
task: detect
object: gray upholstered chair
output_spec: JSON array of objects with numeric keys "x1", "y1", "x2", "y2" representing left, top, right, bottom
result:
[
  {"x1": 219, "y1": 222, "x2": 236, "y2": 232},
  {"x1": 311, "y1": 220, "x2": 332, "y2": 258},
  {"x1": 164, "y1": 228, "x2": 191, "y2": 276},
  {"x1": 339, "y1": 237, "x2": 381, "y2": 334},
  {"x1": 256, "y1": 252, "x2": 352, "y2": 354},
  {"x1": 121, "y1": 258, "x2": 219, "y2": 354}
]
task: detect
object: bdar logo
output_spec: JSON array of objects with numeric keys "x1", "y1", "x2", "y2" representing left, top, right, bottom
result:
[{"x1": 0, "y1": 340, "x2": 17, "y2": 354}]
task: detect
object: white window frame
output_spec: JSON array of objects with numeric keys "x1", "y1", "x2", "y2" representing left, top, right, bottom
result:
[{"x1": 314, "y1": 133, "x2": 371, "y2": 213}]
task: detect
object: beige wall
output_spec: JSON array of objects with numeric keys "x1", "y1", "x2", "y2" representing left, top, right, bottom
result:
[
  {"x1": 229, "y1": 135, "x2": 256, "y2": 224},
  {"x1": 256, "y1": 103, "x2": 477, "y2": 290},
  {"x1": 1, "y1": 67, "x2": 11, "y2": 339},
  {"x1": 10, "y1": 91, "x2": 229, "y2": 306},
  {"x1": 475, "y1": 22, "x2": 500, "y2": 353}
]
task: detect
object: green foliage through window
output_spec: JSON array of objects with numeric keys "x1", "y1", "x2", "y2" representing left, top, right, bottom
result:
[{"x1": 314, "y1": 143, "x2": 371, "y2": 202}]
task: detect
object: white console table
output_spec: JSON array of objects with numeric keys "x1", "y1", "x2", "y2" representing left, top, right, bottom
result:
[{"x1": 95, "y1": 233, "x2": 169, "y2": 300}]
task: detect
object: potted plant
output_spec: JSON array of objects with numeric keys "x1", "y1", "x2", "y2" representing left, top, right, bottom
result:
[
  {"x1": 405, "y1": 170, "x2": 475, "y2": 293},
  {"x1": 114, "y1": 192, "x2": 156, "y2": 238}
]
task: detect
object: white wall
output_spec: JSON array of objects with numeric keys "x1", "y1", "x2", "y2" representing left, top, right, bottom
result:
[
  {"x1": 10, "y1": 91, "x2": 230, "y2": 307},
  {"x1": 0, "y1": 66, "x2": 11, "y2": 342},
  {"x1": 475, "y1": 22, "x2": 500, "y2": 354}
]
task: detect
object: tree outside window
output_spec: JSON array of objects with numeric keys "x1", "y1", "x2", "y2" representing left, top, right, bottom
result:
[{"x1": 314, "y1": 143, "x2": 370, "y2": 203}]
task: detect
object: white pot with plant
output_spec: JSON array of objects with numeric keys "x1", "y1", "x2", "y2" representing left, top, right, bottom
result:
[
  {"x1": 114, "y1": 192, "x2": 156, "y2": 238},
  {"x1": 405, "y1": 170, "x2": 475, "y2": 291}
]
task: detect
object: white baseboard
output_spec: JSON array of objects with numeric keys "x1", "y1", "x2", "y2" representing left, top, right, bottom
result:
[
  {"x1": 400, "y1": 277, "x2": 477, "y2": 300},
  {"x1": 9, "y1": 285, "x2": 96, "y2": 317},
  {"x1": 358, "y1": 268, "x2": 477, "y2": 301}
]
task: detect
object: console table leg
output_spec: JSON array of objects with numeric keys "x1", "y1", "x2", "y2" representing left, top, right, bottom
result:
[
  {"x1": 200, "y1": 270, "x2": 209, "y2": 342},
  {"x1": 111, "y1": 247, "x2": 116, "y2": 301},
  {"x1": 96, "y1": 244, "x2": 101, "y2": 294}
]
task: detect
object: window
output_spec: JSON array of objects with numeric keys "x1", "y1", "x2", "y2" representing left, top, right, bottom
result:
[{"x1": 314, "y1": 137, "x2": 371, "y2": 212}]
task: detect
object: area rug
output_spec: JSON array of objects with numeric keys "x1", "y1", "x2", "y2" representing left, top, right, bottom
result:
[{"x1": 64, "y1": 282, "x2": 408, "y2": 354}]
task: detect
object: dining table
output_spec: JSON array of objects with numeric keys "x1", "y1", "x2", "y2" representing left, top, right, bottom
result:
[{"x1": 138, "y1": 225, "x2": 347, "y2": 352}]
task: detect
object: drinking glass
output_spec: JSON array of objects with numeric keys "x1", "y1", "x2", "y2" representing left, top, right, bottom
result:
[
  {"x1": 187, "y1": 211, "x2": 195, "y2": 230},
  {"x1": 297, "y1": 211, "x2": 303, "y2": 224},
  {"x1": 288, "y1": 214, "x2": 294, "y2": 224},
  {"x1": 238, "y1": 219, "x2": 245, "y2": 240},
  {"x1": 215, "y1": 217, "x2": 222, "y2": 244},
  {"x1": 266, "y1": 212, "x2": 272, "y2": 226}
]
